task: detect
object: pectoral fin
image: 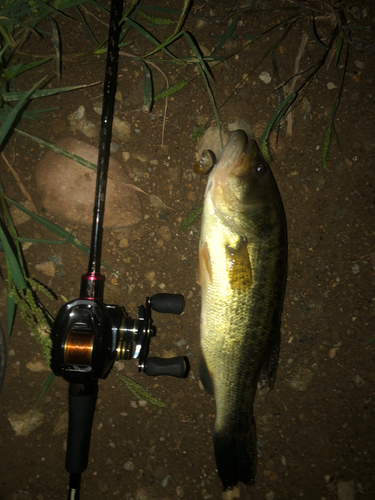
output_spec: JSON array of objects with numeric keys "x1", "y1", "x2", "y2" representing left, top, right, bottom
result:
[
  {"x1": 198, "y1": 241, "x2": 212, "y2": 288},
  {"x1": 226, "y1": 238, "x2": 252, "y2": 291},
  {"x1": 199, "y1": 354, "x2": 214, "y2": 397}
]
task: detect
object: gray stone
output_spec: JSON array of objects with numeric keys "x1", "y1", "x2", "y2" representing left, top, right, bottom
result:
[
  {"x1": 35, "y1": 137, "x2": 142, "y2": 228},
  {"x1": 337, "y1": 480, "x2": 355, "y2": 500},
  {"x1": 228, "y1": 118, "x2": 254, "y2": 138}
]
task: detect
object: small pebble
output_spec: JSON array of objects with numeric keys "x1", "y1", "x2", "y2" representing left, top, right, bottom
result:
[
  {"x1": 35, "y1": 261, "x2": 56, "y2": 277},
  {"x1": 352, "y1": 264, "x2": 360, "y2": 274},
  {"x1": 337, "y1": 480, "x2": 355, "y2": 500},
  {"x1": 353, "y1": 374, "x2": 365, "y2": 387},
  {"x1": 259, "y1": 71, "x2": 272, "y2": 84},
  {"x1": 110, "y1": 142, "x2": 119, "y2": 153},
  {"x1": 175, "y1": 339, "x2": 188, "y2": 347},
  {"x1": 327, "y1": 82, "x2": 337, "y2": 90},
  {"x1": 161, "y1": 474, "x2": 171, "y2": 487},
  {"x1": 133, "y1": 153, "x2": 148, "y2": 162},
  {"x1": 123, "y1": 460, "x2": 134, "y2": 471},
  {"x1": 47, "y1": 254, "x2": 63, "y2": 267},
  {"x1": 176, "y1": 485, "x2": 185, "y2": 498},
  {"x1": 119, "y1": 238, "x2": 129, "y2": 248},
  {"x1": 130, "y1": 401, "x2": 138, "y2": 408},
  {"x1": 354, "y1": 60, "x2": 364, "y2": 70},
  {"x1": 122, "y1": 151, "x2": 130, "y2": 162},
  {"x1": 145, "y1": 271, "x2": 155, "y2": 281},
  {"x1": 158, "y1": 226, "x2": 172, "y2": 241},
  {"x1": 26, "y1": 360, "x2": 49, "y2": 373}
]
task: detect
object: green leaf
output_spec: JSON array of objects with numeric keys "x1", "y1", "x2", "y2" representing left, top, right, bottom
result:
[
  {"x1": 49, "y1": 16, "x2": 61, "y2": 78},
  {"x1": 125, "y1": 17, "x2": 176, "y2": 59},
  {"x1": 140, "y1": 60, "x2": 152, "y2": 112},
  {"x1": 211, "y1": 14, "x2": 241, "y2": 56},
  {"x1": 259, "y1": 92, "x2": 296, "y2": 144},
  {"x1": 310, "y1": 16, "x2": 327, "y2": 49},
  {"x1": 6, "y1": 293, "x2": 16, "y2": 336},
  {"x1": 2, "y1": 82, "x2": 99, "y2": 102},
  {"x1": 183, "y1": 31, "x2": 212, "y2": 82},
  {"x1": 3, "y1": 58, "x2": 51, "y2": 81},
  {"x1": 154, "y1": 81, "x2": 188, "y2": 102},
  {"x1": 0, "y1": 77, "x2": 46, "y2": 145},
  {"x1": 14, "y1": 129, "x2": 97, "y2": 170},
  {"x1": 335, "y1": 30, "x2": 344, "y2": 66},
  {"x1": 0, "y1": 225, "x2": 27, "y2": 290},
  {"x1": 179, "y1": 206, "x2": 203, "y2": 231},
  {"x1": 34, "y1": 372, "x2": 55, "y2": 411},
  {"x1": 113, "y1": 370, "x2": 165, "y2": 407},
  {"x1": 3, "y1": 195, "x2": 118, "y2": 275}
]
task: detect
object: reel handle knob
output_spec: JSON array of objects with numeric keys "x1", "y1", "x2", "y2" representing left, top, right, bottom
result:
[
  {"x1": 149, "y1": 294, "x2": 185, "y2": 315},
  {"x1": 144, "y1": 356, "x2": 188, "y2": 378}
]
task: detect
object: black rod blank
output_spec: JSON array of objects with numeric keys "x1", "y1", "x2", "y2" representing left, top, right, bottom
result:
[{"x1": 87, "y1": 0, "x2": 124, "y2": 275}]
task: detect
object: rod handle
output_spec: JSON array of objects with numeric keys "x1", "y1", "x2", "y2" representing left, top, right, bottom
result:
[{"x1": 65, "y1": 381, "x2": 98, "y2": 475}]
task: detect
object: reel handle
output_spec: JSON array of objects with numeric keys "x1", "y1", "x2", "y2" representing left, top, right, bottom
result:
[
  {"x1": 149, "y1": 293, "x2": 184, "y2": 315},
  {"x1": 144, "y1": 356, "x2": 188, "y2": 378}
]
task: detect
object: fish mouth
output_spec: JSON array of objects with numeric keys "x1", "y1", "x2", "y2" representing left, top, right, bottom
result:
[{"x1": 215, "y1": 130, "x2": 258, "y2": 179}]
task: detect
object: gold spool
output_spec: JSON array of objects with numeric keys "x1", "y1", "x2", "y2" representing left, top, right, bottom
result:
[{"x1": 64, "y1": 330, "x2": 94, "y2": 366}]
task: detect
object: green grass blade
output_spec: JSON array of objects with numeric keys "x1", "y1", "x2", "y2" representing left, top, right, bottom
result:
[
  {"x1": 49, "y1": 15, "x2": 61, "y2": 78},
  {"x1": 335, "y1": 30, "x2": 344, "y2": 66},
  {"x1": 0, "y1": 77, "x2": 46, "y2": 145},
  {"x1": 140, "y1": 60, "x2": 152, "y2": 112},
  {"x1": 34, "y1": 372, "x2": 55, "y2": 410},
  {"x1": 125, "y1": 17, "x2": 176, "y2": 59},
  {"x1": 171, "y1": 0, "x2": 190, "y2": 38},
  {"x1": 179, "y1": 206, "x2": 203, "y2": 231},
  {"x1": 310, "y1": 15, "x2": 327, "y2": 49},
  {"x1": 17, "y1": 237, "x2": 72, "y2": 245},
  {"x1": 211, "y1": 14, "x2": 241, "y2": 56},
  {"x1": 6, "y1": 293, "x2": 16, "y2": 336},
  {"x1": 3, "y1": 58, "x2": 51, "y2": 80},
  {"x1": 0, "y1": 225, "x2": 27, "y2": 290},
  {"x1": 190, "y1": 125, "x2": 205, "y2": 144},
  {"x1": 259, "y1": 92, "x2": 296, "y2": 143},
  {"x1": 113, "y1": 370, "x2": 165, "y2": 407},
  {"x1": 182, "y1": 31, "x2": 212, "y2": 81},
  {"x1": 3, "y1": 195, "x2": 89, "y2": 253},
  {"x1": 75, "y1": 6, "x2": 98, "y2": 45},
  {"x1": 198, "y1": 63, "x2": 221, "y2": 145},
  {"x1": 14, "y1": 129, "x2": 97, "y2": 170},
  {"x1": 4, "y1": 195, "x2": 118, "y2": 274},
  {"x1": 154, "y1": 81, "x2": 188, "y2": 102},
  {"x1": 3, "y1": 82, "x2": 99, "y2": 102},
  {"x1": 322, "y1": 123, "x2": 332, "y2": 169},
  {"x1": 138, "y1": 11, "x2": 176, "y2": 26}
]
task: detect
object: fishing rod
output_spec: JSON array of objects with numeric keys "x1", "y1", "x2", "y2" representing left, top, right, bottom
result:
[{"x1": 50, "y1": 1, "x2": 188, "y2": 498}]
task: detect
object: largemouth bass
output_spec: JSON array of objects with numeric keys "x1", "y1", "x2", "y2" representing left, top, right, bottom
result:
[{"x1": 198, "y1": 130, "x2": 287, "y2": 490}]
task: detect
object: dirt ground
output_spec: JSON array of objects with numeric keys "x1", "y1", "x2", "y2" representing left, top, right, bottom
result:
[{"x1": 0, "y1": 1, "x2": 374, "y2": 499}]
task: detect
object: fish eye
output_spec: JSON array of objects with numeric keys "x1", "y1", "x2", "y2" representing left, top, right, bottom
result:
[{"x1": 256, "y1": 164, "x2": 267, "y2": 175}]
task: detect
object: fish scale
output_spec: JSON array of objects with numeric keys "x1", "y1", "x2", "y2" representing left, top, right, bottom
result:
[{"x1": 198, "y1": 130, "x2": 287, "y2": 491}]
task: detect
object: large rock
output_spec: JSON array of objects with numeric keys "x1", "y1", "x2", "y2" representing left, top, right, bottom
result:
[{"x1": 35, "y1": 137, "x2": 142, "y2": 228}]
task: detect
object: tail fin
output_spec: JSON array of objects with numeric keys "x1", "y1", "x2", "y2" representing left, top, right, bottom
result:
[{"x1": 213, "y1": 419, "x2": 257, "y2": 491}]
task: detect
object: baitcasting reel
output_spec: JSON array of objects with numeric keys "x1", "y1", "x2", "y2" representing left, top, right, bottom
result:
[
  {"x1": 50, "y1": 273, "x2": 188, "y2": 499},
  {"x1": 50, "y1": 277, "x2": 187, "y2": 384}
]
